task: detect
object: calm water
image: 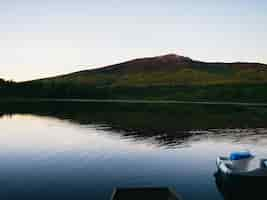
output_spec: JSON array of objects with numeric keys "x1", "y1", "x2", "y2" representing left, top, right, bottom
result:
[{"x1": 1, "y1": 112, "x2": 267, "y2": 200}]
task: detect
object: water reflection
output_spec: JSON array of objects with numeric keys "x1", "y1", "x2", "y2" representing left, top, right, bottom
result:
[
  {"x1": 2, "y1": 113, "x2": 267, "y2": 149},
  {"x1": 0, "y1": 101, "x2": 267, "y2": 147},
  {"x1": 1, "y1": 102, "x2": 267, "y2": 200}
]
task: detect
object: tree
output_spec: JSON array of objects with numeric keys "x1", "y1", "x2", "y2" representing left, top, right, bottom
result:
[{"x1": 0, "y1": 78, "x2": 5, "y2": 84}]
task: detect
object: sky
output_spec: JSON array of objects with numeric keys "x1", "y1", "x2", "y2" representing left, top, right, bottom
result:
[{"x1": 0, "y1": 0, "x2": 267, "y2": 81}]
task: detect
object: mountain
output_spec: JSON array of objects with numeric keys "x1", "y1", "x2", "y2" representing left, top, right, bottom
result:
[
  {"x1": 36, "y1": 54, "x2": 267, "y2": 87},
  {"x1": 1, "y1": 54, "x2": 267, "y2": 102}
]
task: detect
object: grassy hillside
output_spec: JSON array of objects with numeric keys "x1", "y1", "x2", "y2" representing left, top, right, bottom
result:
[
  {"x1": 38, "y1": 54, "x2": 267, "y2": 86},
  {"x1": 1, "y1": 54, "x2": 267, "y2": 101}
]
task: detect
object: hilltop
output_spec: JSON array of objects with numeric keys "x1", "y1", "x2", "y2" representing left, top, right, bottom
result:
[{"x1": 1, "y1": 54, "x2": 267, "y2": 102}]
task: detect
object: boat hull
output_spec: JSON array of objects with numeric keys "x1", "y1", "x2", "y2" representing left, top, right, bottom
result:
[{"x1": 214, "y1": 170, "x2": 267, "y2": 200}]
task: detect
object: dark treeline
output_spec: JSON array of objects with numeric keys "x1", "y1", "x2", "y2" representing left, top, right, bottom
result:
[
  {"x1": 0, "y1": 78, "x2": 14, "y2": 85},
  {"x1": 1, "y1": 79, "x2": 267, "y2": 103}
]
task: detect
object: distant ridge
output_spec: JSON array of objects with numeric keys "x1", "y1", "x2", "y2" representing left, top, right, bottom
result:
[
  {"x1": 87, "y1": 53, "x2": 266, "y2": 73},
  {"x1": 37, "y1": 54, "x2": 265, "y2": 80},
  {"x1": 34, "y1": 53, "x2": 267, "y2": 86},
  {"x1": 1, "y1": 53, "x2": 267, "y2": 102}
]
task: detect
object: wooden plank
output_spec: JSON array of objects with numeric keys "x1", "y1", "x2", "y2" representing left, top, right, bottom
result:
[{"x1": 111, "y1": 187, "x2": 182, "y2": 200}]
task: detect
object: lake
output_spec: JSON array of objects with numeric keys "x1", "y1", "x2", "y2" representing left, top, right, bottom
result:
[{"x1": 0, "y1": 101, "x2": 267, "y2": 200}]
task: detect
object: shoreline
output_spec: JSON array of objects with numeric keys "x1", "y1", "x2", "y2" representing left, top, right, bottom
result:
[{"x1": 1, "y1": 98, "x2": 267, "y2": 106}]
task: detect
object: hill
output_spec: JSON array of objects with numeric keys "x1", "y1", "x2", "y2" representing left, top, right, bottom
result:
[
  {"x1": 1, "y1": 54, "x2": 267, "y2": 102},
  {"x1": 37, "y1": 54, "x2": 267, "y2": 86}
]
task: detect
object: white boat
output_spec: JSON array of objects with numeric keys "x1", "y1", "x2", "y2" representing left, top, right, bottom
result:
[{"x1": 216, "y1": 151, "x2": 267, "y2": 176}]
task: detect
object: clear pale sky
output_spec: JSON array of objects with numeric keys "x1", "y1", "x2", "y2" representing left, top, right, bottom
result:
[{"x1": 0, "y1": 0, "x2": 267, "y2": 81}]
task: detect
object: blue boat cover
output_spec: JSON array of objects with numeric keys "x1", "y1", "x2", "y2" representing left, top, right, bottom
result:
[{"x1": 230, "y1": 151, "x2": 252, "y2": 160}]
